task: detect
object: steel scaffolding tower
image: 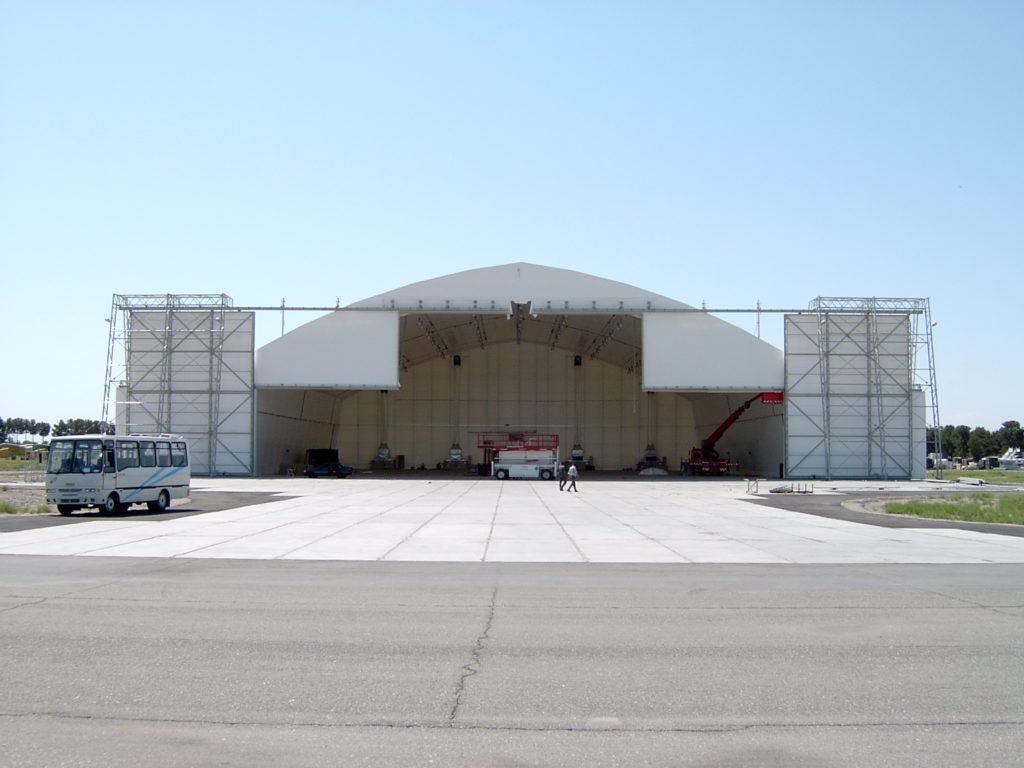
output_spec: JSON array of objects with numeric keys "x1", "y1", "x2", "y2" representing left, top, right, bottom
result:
[
  {"x1": 101, "y1": 293, "x2": 940, "y2": 479},
  {"x1": 103, "y1": 294, "x2": 254, "y2": 476},
  {"x1": 785, "y1": 297, "x2": 940, "y2": 480}
]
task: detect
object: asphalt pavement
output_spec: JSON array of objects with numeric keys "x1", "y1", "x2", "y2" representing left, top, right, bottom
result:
[
  {"x1": 1, "y1": 556, "x2": 1022, "y2": 767},
  {"x1": 2, "y1": 477, "x2": 1022, "y2": 766}
]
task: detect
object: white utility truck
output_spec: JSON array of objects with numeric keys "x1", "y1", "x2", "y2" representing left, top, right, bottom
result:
[{"x1": 478, "y1": 433, "x2": 559, "y2": 480}]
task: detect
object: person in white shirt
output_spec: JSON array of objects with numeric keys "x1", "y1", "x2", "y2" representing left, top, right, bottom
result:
[{"x1": 566, "y1": 463, "x2": 578, "y2": 492}]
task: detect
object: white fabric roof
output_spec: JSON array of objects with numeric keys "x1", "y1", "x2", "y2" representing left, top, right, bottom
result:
[
  {"x1": 347, "y1": 262, "x2": 694, "y2": 313},
  {"x1": 256, "y1": 263, "x2": 782, "y2": 390}
]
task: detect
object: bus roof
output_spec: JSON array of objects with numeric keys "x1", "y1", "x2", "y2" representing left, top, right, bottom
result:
[{"x1": 48, "y1": 434, "x2": 187, "y2": 441}]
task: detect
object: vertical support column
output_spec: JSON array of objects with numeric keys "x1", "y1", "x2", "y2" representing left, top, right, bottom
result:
[
  {"x1": 867, "y1": 303, "x2": 883, "y2": 479},
  {"x1": 208, "y1": 307, "x2": 226, "y2": 476},
  {"x1": 816, "y1": 308, "x2": 832, "y2": 479},
  {"x1": 377, "y1": 390, "x2": 390, "y2": 451},
  {"x1": 914, "y1": 299, "x2": 942, "y2": 478},
  {"x1": 450, "y1": 354, "x2": 462, "y2": 448},
  {"x1": 101, "y1": 295, "x2": 121, "y2": 427},
  {"x1": 573, "y1": 355, "x2": 584, "y2": 448},
  {"x1": 158, "y1": 300, "x2": 174, "y2": 433}
]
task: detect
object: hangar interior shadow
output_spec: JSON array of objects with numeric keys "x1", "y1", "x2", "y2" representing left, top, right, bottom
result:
[{"x1": 256, "y1": 308, "x2": 784, "y2": 477}]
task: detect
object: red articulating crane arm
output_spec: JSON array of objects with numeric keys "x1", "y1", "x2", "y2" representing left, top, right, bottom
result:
[{"x1": 701, "y1": 393, "x2": 767, "y2": 458}]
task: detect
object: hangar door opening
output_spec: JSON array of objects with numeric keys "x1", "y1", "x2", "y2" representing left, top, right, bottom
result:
[{"x1": 255, "y1": 308, "x2": 785, "y2": 477}]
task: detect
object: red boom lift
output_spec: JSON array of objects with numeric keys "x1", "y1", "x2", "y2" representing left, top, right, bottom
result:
[{"x1": 686, "y1": 392, "x2": 783, "y2": 475}]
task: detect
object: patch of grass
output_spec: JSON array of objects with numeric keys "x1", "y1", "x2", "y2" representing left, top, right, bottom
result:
[
  {"x1": 0, "y1": 458, "x2": 44, "y2": 472},
  {"x1": 885, "y1": 493, "x2": 1024, "y2": 525},
  {"x1": 0, "y1": 501, "x2": 52, "y2": 515},
  {"x1": 0, "y1": 486, "x2": 53, "y2": 515},
  {"x1": 928, "y1": 469, "x2": 1024, "y2": 484}
]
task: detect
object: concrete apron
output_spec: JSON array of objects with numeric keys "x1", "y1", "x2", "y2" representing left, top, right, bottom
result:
[{"x1": 1, "y1": 477, "x2": 1023, "y2": 564}]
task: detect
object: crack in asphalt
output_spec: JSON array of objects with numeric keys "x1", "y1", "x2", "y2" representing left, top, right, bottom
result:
[
  {"x1": 2, "y1": 710, "x2": 1022, "y2": 734},
  {"x1": 448, "y1": 586, "x2": 498, "y2": 724},
  {"x1": 0, "y1": 596, "x2": 47, "y2": 613}
]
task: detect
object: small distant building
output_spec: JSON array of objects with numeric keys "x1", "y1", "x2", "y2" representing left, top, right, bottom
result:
[{"x1": 0, "y1": 443, "x2": 45, "y2": 461}]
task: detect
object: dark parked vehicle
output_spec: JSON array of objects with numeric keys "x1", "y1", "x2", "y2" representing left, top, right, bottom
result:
[{"x1": 304, "y1": 462, "x2": 353, "y2": 478}]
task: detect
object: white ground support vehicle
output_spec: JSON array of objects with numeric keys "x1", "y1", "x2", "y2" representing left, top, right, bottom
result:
[
  {"x1": 999, "y1": 448, "x2": 1024, "y2": 471},
  {"x1": 479, "y1": 433, "x2": 559, "y2": 480},
  {"x1": 492, "y1": 449, "x2": 559, "y2": 480},
  {"x1": 45, "y1": 434, "x2": 190, "y2": 515}
]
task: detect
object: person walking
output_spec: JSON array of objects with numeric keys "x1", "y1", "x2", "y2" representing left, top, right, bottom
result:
[
  {"x1": 558, "y1": 462, "x2": 568, "y2": 491},
  {"x1": 566, "y1": 463, "x2": 578, "y2": 492}
]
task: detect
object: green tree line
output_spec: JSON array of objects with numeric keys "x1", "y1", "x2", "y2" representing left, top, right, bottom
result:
[
  {"x1": 929, "y1": 421, "x2": 1023, "y2": 460},
  {"x1": 1, "y1": 418, "x2": 112, "y2": 443}
]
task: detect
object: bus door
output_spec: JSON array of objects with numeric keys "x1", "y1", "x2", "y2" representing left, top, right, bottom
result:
[{"x1": 102, "y1": 440, "x2": 117, "y2": 491}]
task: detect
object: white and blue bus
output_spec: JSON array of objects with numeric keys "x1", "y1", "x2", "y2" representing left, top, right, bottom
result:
[{"x1": 45, "y1": 434, "x2": 190, "y2": 515}]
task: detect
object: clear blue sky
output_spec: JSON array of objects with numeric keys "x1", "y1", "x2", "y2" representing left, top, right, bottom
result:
[{"x1": 2, "y1": 1, "x2": 1021, "y2": 431}]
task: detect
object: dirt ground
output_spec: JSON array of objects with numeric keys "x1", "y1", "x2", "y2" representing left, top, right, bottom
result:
[{"x1": 0, "y1": 484, "x2": 50, "y2": 513}]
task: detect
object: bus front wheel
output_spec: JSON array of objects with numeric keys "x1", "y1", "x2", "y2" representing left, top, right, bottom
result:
[
  {"x1": 100, "y1": 493, "x2": 121, "y2": 515},
  {"x1": 57, "y1": 505, "x2": 76, "y2": 516},
  {"x1": 148, "y1": 490, "x2": 170, "y2": 512}
]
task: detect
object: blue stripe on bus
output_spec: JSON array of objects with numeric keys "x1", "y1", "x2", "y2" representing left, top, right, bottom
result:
[{"x1": 121, "y1": 466, "x2": 186, "y2": 500}]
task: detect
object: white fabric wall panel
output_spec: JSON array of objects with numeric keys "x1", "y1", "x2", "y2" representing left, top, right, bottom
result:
[
  {"x1": 784, "y1": 313, "x2": 918, "y2": 479},
  {"x1": 256, "y1": 311, "x2": 399, "y2": 389},
  {"x1": 642, "y1": 313, "x2": 783, "y2": 391},
  {"x1": 125, "y1": 311, "x2": 254, "y2": 476}
]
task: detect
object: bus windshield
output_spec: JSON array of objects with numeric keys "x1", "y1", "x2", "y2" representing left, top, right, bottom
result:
[{"x1": 47, "y1": 439, "x2": 103, "y2": 474}]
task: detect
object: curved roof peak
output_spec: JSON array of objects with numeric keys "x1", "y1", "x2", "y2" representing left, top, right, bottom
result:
[{"x1": 348, "y1": 262, "x2": 694, "y2": 312}]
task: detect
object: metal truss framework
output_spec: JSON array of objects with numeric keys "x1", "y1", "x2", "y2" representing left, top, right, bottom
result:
[
  {"x1": 785, "y1": 297, "x2": 940, "y2": 480},
  {"x1": 104, "y1": 294, "x2": 254, "y2": 476},
  {"x1": 101, "y1": 294, "x2": 941, "y2": 479}
]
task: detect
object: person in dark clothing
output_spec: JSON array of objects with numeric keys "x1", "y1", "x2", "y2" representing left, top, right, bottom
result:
[{"x1": 558, "y1": 462, "x2": 568, "y2": 491}]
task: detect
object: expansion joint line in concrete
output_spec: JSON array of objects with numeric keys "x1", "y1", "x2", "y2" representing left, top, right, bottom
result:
[
  {"x1": 532, "y1": 482, "x2": 589, "y2": 562},
  {"x1": 378, "y1": 482, "x2": 479, "y2": 560},
  {"x1": 585, "y1": 495, "x2": 695, "y2": 562},
  {"x1": 273, "y1": 479, "x2": 476, "y2": 561},
  {"x1": 448, "y1": 586, "x2": 498, "y2": 724},
  {"x1": 480, "y1": 482, "x2": 503, "y2": 562}
]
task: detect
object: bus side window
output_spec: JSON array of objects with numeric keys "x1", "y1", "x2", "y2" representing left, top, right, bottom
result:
[
  {"x1": 73, "y1": 443, "x2": 90, "y2": 473},
  {"x1": 139, "y1": 441, "x2": 156, "y2": 467},
  {"x1": 88, "y1": 443, "x2": 104, "y2": 473},
  {"x1": 116, "y1": 441, "x2": 139, "y2": 470},
  {"x1": 156, "y1": 442, "x2": 171, "y2": 467},
  {"x1": 104, "y1": 445, "x2": 116, "y2": 473},
  {"x1": 171, "y1": 442, "x2": 188, "y2": 467}
]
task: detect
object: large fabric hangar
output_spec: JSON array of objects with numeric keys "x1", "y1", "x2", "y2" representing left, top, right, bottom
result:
[{"x1": 108, "y1": 263, "x2": 938, "y2": 480}]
